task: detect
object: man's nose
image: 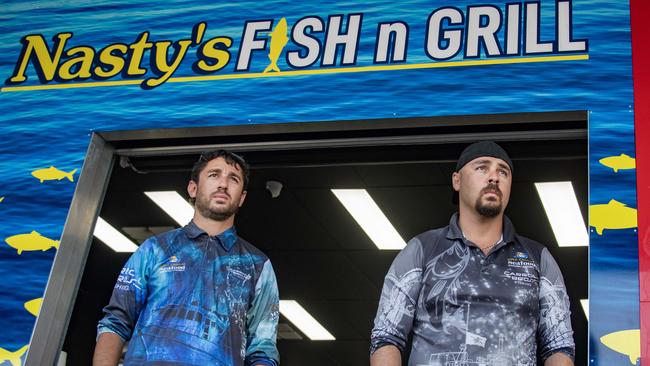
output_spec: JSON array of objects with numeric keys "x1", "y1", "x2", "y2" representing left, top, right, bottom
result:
[
  {"x1": 216, "y1": 175, "x2": 228, "y2": 188},
  {"x1": 487, "y1": 169, "x2": 500, "y2": 183}
]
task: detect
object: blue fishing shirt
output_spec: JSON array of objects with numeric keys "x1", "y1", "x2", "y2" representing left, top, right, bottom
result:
[{"x1": 97, "y1": 221, "x2": 280, "y2": 366}]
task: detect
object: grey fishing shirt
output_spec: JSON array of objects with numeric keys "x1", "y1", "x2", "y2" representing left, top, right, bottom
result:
[{"x1": 370, "y1": 213, "x2": 574, "y2": 366}]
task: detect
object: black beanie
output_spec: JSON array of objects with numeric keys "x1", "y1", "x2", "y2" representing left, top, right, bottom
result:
[{"x1": 455, "y1": 141, "x2": 513, "y2": 173}]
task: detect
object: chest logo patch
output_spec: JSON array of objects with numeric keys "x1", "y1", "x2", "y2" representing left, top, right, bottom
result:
[
  {"x1": 503, "y1": 270, "x2": 538, "y2": 286},
  {"x1": 507, "y1": 255, "x2": 536, "y2": 269},
  {"x1": 160, "y1": 256, "x2": 186, "y2": 272},
  {"x1": 513, "y1": 251, "x2": 528, "y2": 259}
]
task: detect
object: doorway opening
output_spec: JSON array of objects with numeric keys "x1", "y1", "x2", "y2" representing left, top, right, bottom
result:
[{"x1": 28, "y1": 111, "x2": 588, "y2": 366}]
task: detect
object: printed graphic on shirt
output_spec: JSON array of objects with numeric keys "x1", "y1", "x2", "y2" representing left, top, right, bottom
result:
[
  {"x1": 371, "y1": 220, "x2": 574, "y2": 366},
  {"x1": 97, "y1": 224, "x2": 279, "y2": 366},
  {"x1": 504, "y1": 253, "x2": 539, "y2": 288},
  {"x1": 159, "y1": 256, "x2": 186, "y2": 272},
  {"x1": 378, "y1": 268, "x2": 422, "y2": 330},
  {"x1": 414, "y1": 242, "x2": 538, "y2": 365},
  {"x1": 116, "y1": 267, "x2": 142, "y2": 291},
  {"x1": 507, "y1": 256, "x2": 536, "y2": 268},
  {"x1": 424, "y1": 241, "x2": 470, "y2": 334}
]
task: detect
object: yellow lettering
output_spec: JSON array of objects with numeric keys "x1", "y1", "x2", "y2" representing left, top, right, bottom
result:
[
  {"x1": 94, "y1": 43, "x2": 128, "y2": 78},
  {"x1": 58, "y1": 46, "x2": 94, "y2": 80},
  {"x1": 8, "y1": 33, "x2": 72, "y2": 83},
  {"x1": 127, "y1": 32, "x2": 153, "y2": 76},
  {"x1": 143, "y1": 39, "x2": 192, "y2": 88},
  {"x1": 194, "y1": 37, "x2": 232, "y2": 73}
]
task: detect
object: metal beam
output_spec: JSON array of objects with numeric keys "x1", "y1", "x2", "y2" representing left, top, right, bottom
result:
[
  {"x1": 115, "y1": 128, "x2": 587, "y2": 157},
  {"x1": 99, "y1": 110, "x2": 588, "y2": 142},
  {"x1": 25, "y1": 134, "x2": 114, "y2": 366}
]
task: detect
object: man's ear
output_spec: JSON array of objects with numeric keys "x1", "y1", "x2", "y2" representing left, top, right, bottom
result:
[
  {"x1": 452, "y1": 172, "x2": 461, "y2": 192},
  {"x1": 187, "y1": 180, "x2": 198, "y2": 199},
  {"x1": 238, "y1": 190, "x2": 247, "y2": 207}
]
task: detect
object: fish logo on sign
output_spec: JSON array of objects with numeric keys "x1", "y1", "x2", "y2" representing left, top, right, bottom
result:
[
  {"x1": 31, "y1": 166, "x2": 77, "y2": 183},
  {"x1": 600, "y1": 329, "x2": 640, "y2": 364},
  {"x1": 4, "y1": 231, "x2": 60, "y2": 254},
  {"x1": 24, "y1": 298, "x2": 43, "y2": 317},
  {"x1": 589, "y1": 199, "x2": 637, "y2": 235},
  {"x1": 263, "y1": 18, "x2": 289, "y2": 73},
  {"x1": 0, "y1": 345, "x2": 28, "y2": 366},
  {"x1": 599, "y1": 153, "x2": 636, "y2": 173}
]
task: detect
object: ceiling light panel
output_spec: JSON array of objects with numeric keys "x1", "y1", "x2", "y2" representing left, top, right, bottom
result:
[
  {"x1": 331, "y1": 189, "x2": 406, "y2": 250},
  {"x1": 94, "y1": 217, "x2": 139, "y2": 253},
  {"x1": 279, "y1": 300, "x2": 335, "y2": 341},
  {"x1": 534, "y1": 182, "x2": 589, "y2": 247},
  {"x1": 145, "y1": 191, "x2": 194, "y2": 226},
  {"x1": 580, "y1": 299, "x2": 588, "y2": 321}
]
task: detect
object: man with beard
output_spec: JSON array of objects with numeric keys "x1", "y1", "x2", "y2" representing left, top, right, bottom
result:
[
  {"x1": 94, "y1": 150, "x2": 279, "y2": 366},
  {"x1": 370, "y1": 141, "x2": 575, "y2": 366}
]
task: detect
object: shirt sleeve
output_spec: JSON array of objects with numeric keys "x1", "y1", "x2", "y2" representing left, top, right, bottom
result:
[
  {"x1": 96, "y1": 238, "x2": 155, "y2": 342},
  {"x1": 538, "y1": 247, "x2": 575, "y2": 361},
  {"x1": 370, "y1": 237, "x2": 424, "y2": 354},
  {"x1": 244, "y1": 259, "x2": 280, "y2": 366}
]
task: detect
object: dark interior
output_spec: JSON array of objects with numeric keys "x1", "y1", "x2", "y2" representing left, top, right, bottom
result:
[{"x1": 61, "y1": 114, "x2": 588, "y2": 365}]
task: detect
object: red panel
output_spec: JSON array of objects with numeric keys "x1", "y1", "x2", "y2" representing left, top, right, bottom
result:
[
  {"x1": 631, "y1": 0, "x2": 650, "y2": 363},
  {"x1": 642, "y1": 302, "x2": 650, "y2": 365}
]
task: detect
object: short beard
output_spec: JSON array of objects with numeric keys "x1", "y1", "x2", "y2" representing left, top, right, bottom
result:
[
  {"x1": 195, "y1": 193, "x2": 239, "y2": 222},
  {"x1": 474, "y1": 183, "x2": 502, "y2": 218},
  {"x1": 475, "y1": 200, "x2": 501, "y2": 218}
]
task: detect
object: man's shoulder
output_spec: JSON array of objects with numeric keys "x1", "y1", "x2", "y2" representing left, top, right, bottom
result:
[
  {"x1": 139, "y1": 227, "x2": 187, "y2": 251},
  {"x1": 514, "y1": 233, "x2": 545, "y2": 247},
  {"x1": 403, "y1": 226, "x2": 452, "y2": 258},
  {"x1": 412, "y1": 226, "x2": 450, "y2": 245},
  {"x1": 154, "y1": 226, "x2": 187, "y2": 241},
  {"x1": 236, "y1": 236, "x2": 270, "y2": 261}
]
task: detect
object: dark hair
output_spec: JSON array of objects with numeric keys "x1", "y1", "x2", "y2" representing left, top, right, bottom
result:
[{"x1": 190, "y1": 149, "x2": 250, "y2": 189}]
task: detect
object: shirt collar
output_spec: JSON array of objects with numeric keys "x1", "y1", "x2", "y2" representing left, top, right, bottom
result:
[
  {"x1": 446, "y1": 212, "x2": 516, "y2": 244},
  {"x1": 182, "y1": 220, "x2": 239, "y2": 251}
]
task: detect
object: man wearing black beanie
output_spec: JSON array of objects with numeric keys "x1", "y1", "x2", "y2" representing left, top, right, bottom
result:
[{"x1": 370, "y1": 141, "x2": 575, "y2": 366}]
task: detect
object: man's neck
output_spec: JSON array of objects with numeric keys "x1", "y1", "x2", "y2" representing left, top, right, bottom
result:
[
  {"x1": 192, "y1": 213, "x2": 235, "y2": 236},
  {"x1": 457, "y1": 207, "x2": 503, "y2": 250}
]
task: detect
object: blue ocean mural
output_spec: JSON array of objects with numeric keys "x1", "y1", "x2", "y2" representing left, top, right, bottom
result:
[{"x1": 0, "y1": 0, "x2": 640, "y2": 364}]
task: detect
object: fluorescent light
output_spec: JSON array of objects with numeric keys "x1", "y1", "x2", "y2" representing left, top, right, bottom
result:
[
  {"x1": 580, "y1": 299, "x2": 588, "y2": 320},
  {"x1": 145, "y1": 191, "x2": 193, "y2": 226},
  {"x1": 534, "y1": 182, "x2": 589, "y2": 247},
  {"x1": 94, "y1": 217, "x2": 138, "y2": 252},
  {"x1": 331, "y1": 189, "x2": 406, "y2": 250},
  {"x1": 279, "y1": 300, "x2": 335, "y2": 341}
]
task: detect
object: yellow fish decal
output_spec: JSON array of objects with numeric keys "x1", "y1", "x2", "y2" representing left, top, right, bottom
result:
[
  {"x1": 599, "y1": 153, "x2": 636, "y2": 173},
  {"x1": 600, "y1": 329, "x2": 640, "y2": 364},
  {"x1": 589, "y1": 199, "x2": 637, "y2": 235},
  {"x1": 24, "y1": 298, "x2": 43, "y2": 317},
  {"x1": 31, "y1": 166, "x2": 78, "y2": 183},
  {"x1": 0, "y1": 196, "x2": 4, "y2": 203},
  {"x1": 263, "y1": 18, "x2": 289, "y2": 73},
  {"x1": 0, "y1": 345, "x2": 28, "y2": 366},
  {"x1": 4, "y1": 231, "x2": 60, "y2": 254}
]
